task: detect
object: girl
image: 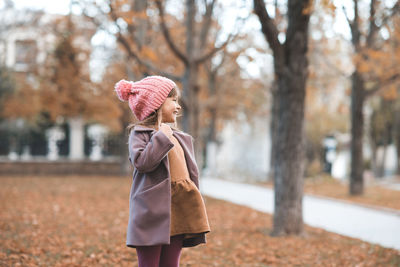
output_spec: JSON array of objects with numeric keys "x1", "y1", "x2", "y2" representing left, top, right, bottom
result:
[{"x1": 114, "y1": 76, "x2": 210, "y2": 267}]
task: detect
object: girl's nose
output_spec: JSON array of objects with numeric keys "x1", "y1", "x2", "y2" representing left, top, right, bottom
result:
[{"x1": 177, "y1": 103, "x2": 181, "y2": 110}]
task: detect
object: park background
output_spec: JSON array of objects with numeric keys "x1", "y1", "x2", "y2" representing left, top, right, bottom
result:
[{"x1": 0, "y1": 0, "x2": 400, "y2": 266}]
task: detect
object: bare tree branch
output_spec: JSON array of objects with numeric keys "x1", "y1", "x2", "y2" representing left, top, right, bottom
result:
[
  {"x1": 211, "y1": 51, "x2": 226, "y2": 75},
  {"x1": 342, "y1": 5, "x2": 353, "y2": 28},
  {"x1": 155, "y1": 0, "x2": 189, "y2": 66},
  {"x1": 115, "y1": 31, "x2": 181, "y2": 81},
  {"x1": 343, "y1": 0, "x2": 361, "y2": 49},
  {"x1": 204, "y1": 48, "x2": 227, "y2": 78},
  {"x1": 194, "y1": 34, "x2": 233, "y2": 64},
  {"x1": 365, "y1": 73, "x2": 400, "y2": 98},
  {"x1": 199, "y1": 0, "x2": 216, "y2": 49},
  {"x1": 81, "y1": 1, "x2": 181, "y2": 81},
  {"x1": 253, "y1": 0, "x2": 283, "y2": 61},
  {"x1": 312, "y1": 44, "x2": 350, "y2": 77},
  {"x1": 367, "y1": 0, "x2": 378, "y2": 47},
  {"x1": 108, "y1": 2, "x2": 140, "y2": 49},
  {"x1": 129, "y1": 0, "x2": 148, "y2": 48},
  {"x1": 380, "y1": 0, "x2": 400, "y2": 29},
  {"x1": 195, "y1": 12, "x2": 246, "y2": 65}
]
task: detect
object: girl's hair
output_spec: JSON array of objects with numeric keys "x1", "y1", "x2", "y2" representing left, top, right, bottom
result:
[{"x1": 127, "y1": 86, "x2": 181, "y2": 134}]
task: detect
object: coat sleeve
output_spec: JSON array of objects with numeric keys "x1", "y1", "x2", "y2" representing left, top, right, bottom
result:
[{"x1": 129, "y1": 130, "x2": 174, "y2": 173}]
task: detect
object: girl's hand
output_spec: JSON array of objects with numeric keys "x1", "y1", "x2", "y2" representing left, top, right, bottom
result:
[{"x1": 159, "y1": 123, "x2": 173, "y2": 138}]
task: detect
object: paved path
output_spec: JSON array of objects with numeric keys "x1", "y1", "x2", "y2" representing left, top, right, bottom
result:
[
  {"x1": 200, "y1": 177, "x2": 400, "y2": 250},
  {"x1": 377, "y1": 180, "x2": 400, "y2": 191}
]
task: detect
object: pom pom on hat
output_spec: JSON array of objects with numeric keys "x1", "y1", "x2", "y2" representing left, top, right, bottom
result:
[
  {"x1": 114, "y1": 76, "x2": 176, "y2": 121},
  {"x1": 114, "y1": 79, "x2": 134, "y2": 102}
]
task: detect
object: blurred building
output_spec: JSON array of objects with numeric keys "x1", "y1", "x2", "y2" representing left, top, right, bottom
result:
[
  {"x1": 0, "y1": 5, "x2": 118, "y2": 168},
  {"x1": 1, "y1": 6, "x2": 95, "y2": 78},
  {"x1": 209, "y1": 114, "x2": 271, "y2": 182}
]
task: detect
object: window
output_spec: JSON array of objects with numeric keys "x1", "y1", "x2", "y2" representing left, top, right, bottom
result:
[{"x1": 15, "y1": 40, "x2": 37, "y2": 71}]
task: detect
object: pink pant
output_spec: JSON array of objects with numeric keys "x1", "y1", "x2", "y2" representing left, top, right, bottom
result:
[{"x1": 136, "y1": 235, "x2": 184, "y2": 267}]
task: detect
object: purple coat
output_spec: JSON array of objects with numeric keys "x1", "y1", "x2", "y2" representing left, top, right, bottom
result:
[{"x1": 126, "y1": 125, "x2": 206, "y2": 248}]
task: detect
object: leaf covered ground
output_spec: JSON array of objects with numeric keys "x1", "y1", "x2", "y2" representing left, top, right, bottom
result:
[{"x1": 0, "y1": 176, "x2": 399, "y2": 266}]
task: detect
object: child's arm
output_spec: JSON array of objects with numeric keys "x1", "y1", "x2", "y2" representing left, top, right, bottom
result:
[{"x1": 129, "y1": 130, "x2": 174, "y2": 173}]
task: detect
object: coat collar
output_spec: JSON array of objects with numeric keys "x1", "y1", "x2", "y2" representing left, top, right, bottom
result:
[
  {"x1": 133, "y1": 125, "x2": 191, "y2": 138},
  {"x1": 133, "y1": 125, "x2": 156, "y2": 132}
]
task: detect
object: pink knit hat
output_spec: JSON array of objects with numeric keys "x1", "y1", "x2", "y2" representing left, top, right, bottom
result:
[{"x1": 114, "y1": 76, "x2": 176, "y2": 121}]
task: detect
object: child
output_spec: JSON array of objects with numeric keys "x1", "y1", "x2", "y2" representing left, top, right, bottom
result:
[{"x1": 114, "y1": 76, "x2": 210, "y2": 267}]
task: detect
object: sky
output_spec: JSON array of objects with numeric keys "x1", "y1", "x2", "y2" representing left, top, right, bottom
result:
[
  {"x1": 4, "y1": 0, "x2": 353, "y2": 38},
  {"x1": 3, "y1": 0, "x2": 72, "y2": 14}
]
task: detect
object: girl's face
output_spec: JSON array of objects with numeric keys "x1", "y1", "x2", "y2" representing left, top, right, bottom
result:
[{"x1": 161, "y1": 95, "x2": 181, "y2": 123}]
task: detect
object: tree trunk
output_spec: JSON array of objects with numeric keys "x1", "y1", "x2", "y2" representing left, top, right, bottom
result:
[
  {"x1": 378, "y1": 123, "x2": 391, "y2": 178},
  {"x1": 350, "y1": 71, "x2": 365, "y2": 195},
  {"x1": 181, "y1": 0, "x2": 197, "y2": 139},
  {"x1": 378, "y1": 143, "x2": 388, "y2": 178},
  {"x1": 192, "y1": 75, "x2": 203, "y2": 166},
  {"x1": 272, "y1": 70, "x2": 306, "y2": 236},
  {"x1": 181, "y1": 64, "x2": 202, "y2": 166},
  {"x1": 271, "y1": 0, "x2": 310, "y2": 234},
  {"x1": 181, "y1": 69, "x2": 190, "y2": 133},
  {"x1": 203, "y1": 70, "x2": 218, "y2": 170},
  {"x1": 269, "y1": 81, "x2": 279, "y2": 180},
  {"x1": 393, "y1": 110, "x2": 400, "y2": 175},
  {"x1": 369, "y1": 108, "x2": 378, "y2": 177},
  {"x1": 371, "y1": 142, "x2": 378, "y2": 177},
  {"x1": 132, "y1": 0, "x2": 148, "y2": 51},
  {"x1": 253, "y1": 0, "x2": 310, "y2": 236},
  {"x1": 181, "y1": 65, "x2": 199, "y2": 139},
  {"x1": 397, "y1": 141, "x2": 400, "y2": 175}
]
